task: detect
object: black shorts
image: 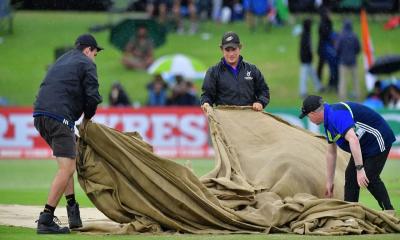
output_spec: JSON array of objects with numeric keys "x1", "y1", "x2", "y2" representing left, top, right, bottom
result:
[{"x1": 34, "y1": 116, "x2": 76, "y2": 159}]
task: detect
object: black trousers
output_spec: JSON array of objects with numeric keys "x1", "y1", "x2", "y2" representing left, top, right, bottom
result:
[
  {"x1": 317, "y1": 55, "x2": 325, "y2": 83},
  {"x1": 344, "y1": 148, "x2": 394, "y2": 210}
]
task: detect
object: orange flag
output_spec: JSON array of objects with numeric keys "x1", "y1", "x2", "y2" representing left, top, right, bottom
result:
[{"x1": 360, "y1": 8, "x2": 376, "y2": 91}]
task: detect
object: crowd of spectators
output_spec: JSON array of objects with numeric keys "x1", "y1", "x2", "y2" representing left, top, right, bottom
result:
[
  {"x1": 363, "y1": 80, "x2": 400, "y2": 110},
  {"x1": 109, "y1": 74, "x2": 199, "y2": 107},
  {"x1": 112, "y1": 1, "x2": 399, "y2": 112},
  {"x1": 140, "y1": 0, "x2": 289, "y2": 34},
  {"x1": 298, "y1": 6, "x2": 364, "y2": 102}
]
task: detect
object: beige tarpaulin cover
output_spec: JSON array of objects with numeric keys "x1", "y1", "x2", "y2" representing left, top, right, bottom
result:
[{"x1": 76, "y1": 106, "x2": 400, "y2": 235}]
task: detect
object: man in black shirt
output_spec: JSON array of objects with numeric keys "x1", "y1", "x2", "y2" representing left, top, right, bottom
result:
[
  {"x1": 201, "y1": 31, "x2": 270, "y2": 112},
  {"x1": 33, "y1": 33, "x2": 103, "y2": 234}
]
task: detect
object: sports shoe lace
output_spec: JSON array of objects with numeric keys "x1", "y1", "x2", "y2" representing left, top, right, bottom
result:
[{"x1": 53, "y1": 216, "x2": 62, "y2": 225}]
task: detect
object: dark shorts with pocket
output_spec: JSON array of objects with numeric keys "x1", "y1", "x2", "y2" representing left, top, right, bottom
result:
[{"x1": 34, "y1": 116, "x2": 76, "y2": 159}]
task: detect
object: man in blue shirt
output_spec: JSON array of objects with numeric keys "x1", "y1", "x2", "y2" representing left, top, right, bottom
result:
[{"x1": 299, "y1": 95, "x2": 395, "y2": 213}]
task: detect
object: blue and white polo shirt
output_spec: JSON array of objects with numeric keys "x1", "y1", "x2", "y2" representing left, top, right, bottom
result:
[{"x1": 323, "y1": 102, "x2": 396, "y2": 157}]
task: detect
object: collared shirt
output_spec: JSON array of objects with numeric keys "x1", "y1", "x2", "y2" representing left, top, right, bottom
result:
[
  {"x1": 323, "y1": 102, "x2": 396, "y2": 157},
  {"x1": 201, "y1": 56, "x2": 270, "y2": 108},
  {"x1": 222, "y1": 58, "x2": 242, "y2": 76}
]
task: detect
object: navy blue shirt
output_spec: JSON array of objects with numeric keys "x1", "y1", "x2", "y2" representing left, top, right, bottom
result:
[
  {"x1": 34, "y1": 49, "x2": 102, "y2": 121},
  {"x1": 323, "y1": 102, "x2": 395, "y2": 158}
]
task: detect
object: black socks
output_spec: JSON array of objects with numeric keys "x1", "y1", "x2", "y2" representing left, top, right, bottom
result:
[
  {"x1": 65, "y1": 194, "x2": 76, "y2": 207},
  {"x1": 43, "y1": 204, "x2": 55, "y2": 215},
  {"x1": 43, "y1": 194, "x2": 76, "y2": 215}
]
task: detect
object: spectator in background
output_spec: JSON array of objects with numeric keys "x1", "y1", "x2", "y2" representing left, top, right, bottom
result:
[
  {"x1": 186, "y1": 80, "x2": 198, "y2": 96},
  {"x1": 363, "y1": 80, "x2": 384, "y2": 110},
  {"x1": 146, "y1": 0, "x2": 171, "y2": 23},
  {"x1": 243, "y1": 0, "x2": 271, "y2": 32},
  {"x1": 218, "y1": 0, "x2": 244, "y2": 24},
  {"x1": 387, "y1": 85, "x2": 400, "y2": 109},
  {"x1": 109, "y1": 82, "x2": 131, "y2": 106},
  {"x1": 147, "y1": 74, "x2": 168, "y2": 106},
  {"x1": 220, "y1": 3, "x2": 232, "y2": 23},
  {"x1": 336, "y1": 19, "x2": 361, "y2": 101},
  {"x1": 168, "y1": 79, "x2": 199, "y2": 106},
  {"x1": 211, "y1": 0, "x2": 223, "y2": 22},
  {"x1": 173, "y1": 0, "x2": 198, "y2": 34},
  {"x1": 299, "y1": 19, "x2": 323, "y2": 98},
  {"x1": 230, "y1": 0, "x2": 244, "y2": 22},
  {"x1": 122, "y1": 26, "x2": 154, "y2": 70},
  {"x1": 366, "y1": 80, "x2": 383, "y2": 99},
  {"x1": 273, "y1": 0, "x2": 289, "y2": 26},
  {"x1": 317, "y1": 7, "x2": 338, "y2": 92},
  {"x1": 316, "y1": 7, "x2": 327, "y2": 82},
  {"x1": 197, "y1": 0, "x2": 211, "y2": 21},
  {"x1": 167, "y1": 74, "x2": 184, "y2": 104}
]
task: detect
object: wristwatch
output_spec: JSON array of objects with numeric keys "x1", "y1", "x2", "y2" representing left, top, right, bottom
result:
[{"x1": 355, "y1": 164, "x2": 364, "y2": 171}]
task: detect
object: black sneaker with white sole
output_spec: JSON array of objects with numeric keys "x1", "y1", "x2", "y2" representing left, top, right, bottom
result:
[{"x1": 36, "y1": 212, "x2": 70, "y2": 234}]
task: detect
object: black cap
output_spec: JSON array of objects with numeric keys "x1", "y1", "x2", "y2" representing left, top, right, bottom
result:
[
  {"x1": 299, "y1": 95, "x2": 323, "y2": 119},
  {"x1": 220, "y1": 31, "x2": 240, "y2": 49},
  {"x1": 75, "y1": 34, "x2": 104, "y2": 51}
]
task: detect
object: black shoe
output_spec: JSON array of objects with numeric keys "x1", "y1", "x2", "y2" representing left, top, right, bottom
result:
[
  {"x1": 66, "y1": 202, "x2": 82, "y2": 229},
  {"x1": 36, "y1": 212, "x2": 70, "y2": 234}
]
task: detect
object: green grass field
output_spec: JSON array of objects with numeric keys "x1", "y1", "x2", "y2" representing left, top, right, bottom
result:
[
  {"x1": 1, "y1": 227, "x2": 399, "y2": 240},
  {"x1": 1, "y1": 11, "x2": 400, "y2": 107},
  {"x1": 0, "y1": 159, "x2": 399, "y2": 239},
  {"x1": 0, "y1": 159, "x2": 213, "y2": 206},
  {"x1": 1, "y1": 227, "x2": 400, "y2": 240},
  {"x1": 0, "y1": 159, "x2": 399, "y2": 211},
  {"x1": 1, "y1": 10, "x2": 400, "y2": 239}
]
